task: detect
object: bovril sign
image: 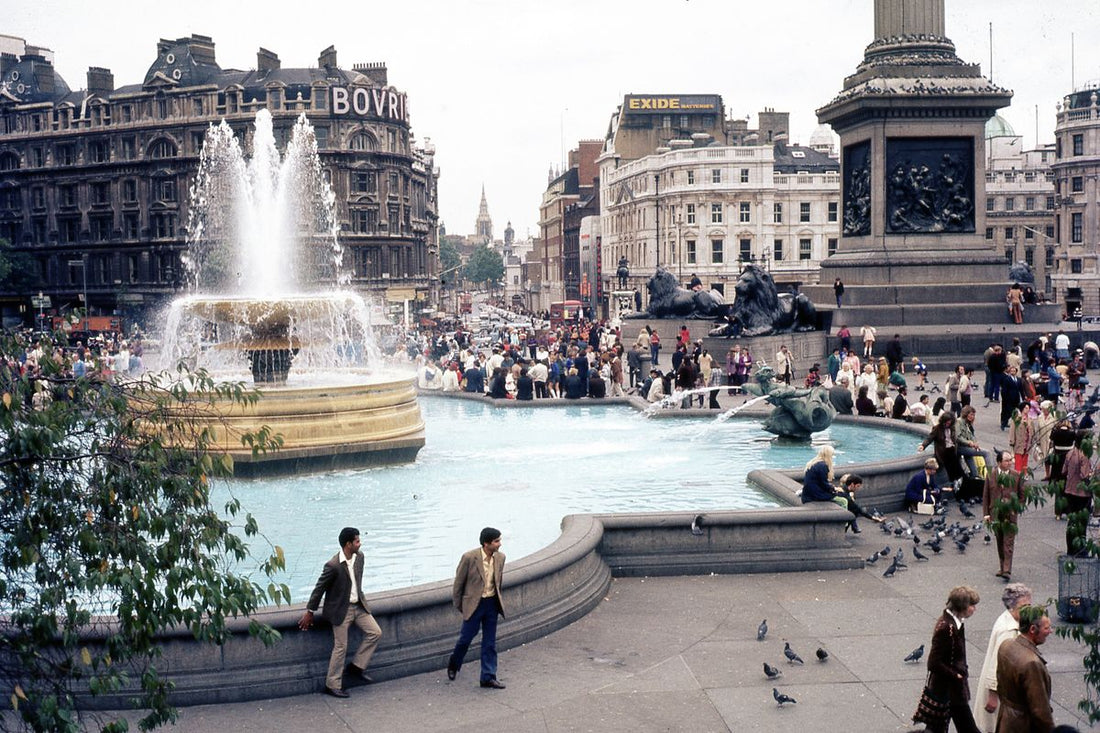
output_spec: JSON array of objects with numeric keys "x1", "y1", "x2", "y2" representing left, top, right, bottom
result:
[{"x1": 331, "y1": 86, "x2": 409, "y2": 123}]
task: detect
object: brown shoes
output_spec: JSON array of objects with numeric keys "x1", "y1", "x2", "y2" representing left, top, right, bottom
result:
[
  {"x1": 480, "y1": 678, "x2": 506, "y2": 689},
  {"x1": 323, "y1": 686, "x2": 349, "y2": 698}
]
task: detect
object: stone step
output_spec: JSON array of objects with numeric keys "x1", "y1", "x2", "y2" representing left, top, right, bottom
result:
[
  {"x1": 816, "y1": 303, "x2": 1062, "y2": 328},
  {"x1": 802, "y1": 283, "x2": 1019, "y2": 307}
]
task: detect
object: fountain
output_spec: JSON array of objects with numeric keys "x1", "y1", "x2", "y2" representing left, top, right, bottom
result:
[{"x1": 157, "y1": 110, "x2": 424, "y2": 476}]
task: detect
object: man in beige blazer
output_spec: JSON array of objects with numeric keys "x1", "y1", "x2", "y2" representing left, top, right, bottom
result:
[
  {"x1": 446, "y1": 527, "x2": 506, "y2": 689},
  {"x1": 298, "y1": 527, "x2": 382, "y2": 698}
]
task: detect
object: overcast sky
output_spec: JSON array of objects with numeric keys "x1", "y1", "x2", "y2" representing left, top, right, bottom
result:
[{"x1": 7, "y1": 1, "x2": 1100, "y2": 240}]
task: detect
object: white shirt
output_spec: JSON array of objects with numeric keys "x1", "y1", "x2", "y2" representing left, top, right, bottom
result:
[
  {"x1": 1056, "y1": 333, "x2": 1070, "y2": 351},
  {"x1": 340, "y1": 552, "x2": 360, "y2": 603}
]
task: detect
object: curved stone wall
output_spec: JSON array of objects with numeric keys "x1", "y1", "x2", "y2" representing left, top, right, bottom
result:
[{"x1": 71, "y1": 397, "x2": 932, "y2": 708}]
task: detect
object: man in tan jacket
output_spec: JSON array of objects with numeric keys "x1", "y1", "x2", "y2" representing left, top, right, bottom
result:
[
  {"x1": 995, "y1": 605, "x2": 1054, "y2": 732},
  {"x1": 446, "y1": 527, "x2": 507, "y2": 689},
  {"x1": 983, "y1": 450, "x2": 1027, "y2": 580}
]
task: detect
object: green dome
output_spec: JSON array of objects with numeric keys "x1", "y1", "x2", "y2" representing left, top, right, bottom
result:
[{"x1": 985, "y1": 114, "x2": 1016, "y2": 139}]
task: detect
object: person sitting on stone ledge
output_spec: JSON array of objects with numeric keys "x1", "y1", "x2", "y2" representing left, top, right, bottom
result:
[
  {"x1": 801, "y1": 445, "x2": 839, "y2": 505},
  {"x1": 856, "y1": 385, "x2": 878, "y2": 416},
  {"x1": 905, "y1": 458, "x2": 941, "y2": 512}
]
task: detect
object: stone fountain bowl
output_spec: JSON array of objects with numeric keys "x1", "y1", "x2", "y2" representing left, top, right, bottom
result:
[{"x1": 178, "y1": 293, "x2": 365, "y2": 338}]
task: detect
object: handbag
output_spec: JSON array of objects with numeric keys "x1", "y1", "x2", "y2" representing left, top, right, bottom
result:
[{"x1": 912, "y1": 678, "x2": 950, "y2": 726}]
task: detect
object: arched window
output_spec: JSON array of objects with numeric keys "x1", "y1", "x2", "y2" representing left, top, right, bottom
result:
[
  {"x1": 148, "y1": 138, "x2": 178, "y2": 159},
  {"x1": 349, "y1": 132, "x2": 375, "y2": 151},
  {"x1": 0, "y1": 152, "x2": 20, "y2": 171}
]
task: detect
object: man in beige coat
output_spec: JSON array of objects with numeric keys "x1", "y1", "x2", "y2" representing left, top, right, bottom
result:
[
  {"x1": 995, "y1": 605, "x2": 1054, "y2": 732},
  {"x1": 446, "y1": 527, "x2": 507, "y2": 689}
]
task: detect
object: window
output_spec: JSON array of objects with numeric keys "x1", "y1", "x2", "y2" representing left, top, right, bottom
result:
[
  {"x1": 1072, "y1": 213, "x2": 1083, "y2": 243},
  {"x1": 388, "y1": 172, "x2": 399, "y2": 192},
  {"x1": 152, "y1": 213, "x2": 175, "y2": 239},
  {"x1": 739, "y1": 238, "x2": 751, "y2": 262},
  {"x1": 123, "y1": 213, "x2": 139, "y2": 239},
  {"x1": 1005, "y1": 227, "x2": 1014, "y2": 240},
  {"x1": 350, "y1": 132, "x2": 375, "y2": 151},
  {"x1": 120, "y1": 137, "x2": 136, "y2": 160},
  {"x1": 1046, "y1": 196, "x2": 1056, "y2": 210},
  {"x1": 1046, "y1": 225, "x2": 1056, "y2": 239},
  {"x1": 711, "y1": 239, "x2": 724, "y2": 264},
  {"x1": 149, "y1": 138, "x2": 177, "y2": 159},
  {"x1": 353, "y1": 171, "x2": 376, "y2": 193},
  {"x1": 739, "y1": 202, "x2": 751, "y2": 223},
  {"x1": 1004, "y1": 248, "x2": 1013, "y2": 262},
  {"x1": 1025, "y1": 196, "x2": 1035, "y2": 211},
  {"x1": 1046, "y1": 247, "x2": 1055, "y2": 267},
  {"x1": 686, "y1": 203, "x2": 695, "y2": 224},
  {"x1": 686, "y1": 239, "x2": 696, "y2": 264},
  {"x1": 88, "y1": 140, "x2": 109, "y2": 163},
  {"x1": 153, "y1": 177, "x2": 176, "y2": 203},
  {"x1": 58, "y1": 217, "x2": 79, "y2": 243},
  {"x1": 799, "y1": 202, "x2": 810, "y2": 222},
  {"x1": 686, "y1": 170, "x2": 695, "y2": 185},
  {"x1": 710, "y1": 203, "x2": 722, "y2": 224},
  {"x1": 387, "y1": 129, "x2": 397, "y2": 152},
  {"x1": 122, "y1": 179, "x2": 138, "y2": 203},
  {"x1": 740, "y1": 169, "x2": 749, "y2": 183},
  {"x1": 352, "y1": 208, "x2": 378, "y2": 233},
  {"x1": 1072, "y1": 176, "x2": 1084, "y2": 193},
  {"x1": 1005, "y1": 197, "x2": 1015, "y2": 212},
  {"x1": 712, "y1": 169, "x2": 721, "y2": 184},
  {"x1": 1025, "y1": 172, "x2": 1036, "y2": 183},
  {"x1": 799, "y1": 238, "x2": 812, "y2": 260},
  {"x1": 828, "y1": 237, "x2": 838, "y2": 256},
  {"x1": 1025, "y1": 247, "x2": 1034, "y2": 267},
  {"x1": 827, "y1": 201, "x2": 839, "y2": 223},
  {"x1": 1072, "y1": 258, "x2": 1083, "y2": 274},
  {"x1": 91, "y1": 181, "x2": 110, "y2": 205},
  {"x1": 58, "y1": 185, "x2": 77, "y2": 208},
  {"x1": 127, "y1": 255, "x2": 140, "y2": 284},
  {"x1": 31, "y1": 187, "x2": 45, "y2": 209},
  {"x1": 985, "y1": 227, "x2": 994, "y2": 240},
  {"x1": 773, "y1": 239, "x2": 784, "y2": 261},
  {"x1": 1073, "y1": 134, "x2": 1084, "y2": 156},
  {"x1": 1025, "y1": 227, "x2": 1035, "y2": 240},
  {"x1": 0, "y1": 186, "x2": 18, "y2": 211},
  {"x1": 773, "y1": 203, "x2": 783, "y2": 223},
  {"x1": 986, "y1": 197, "x2": 995, "y2": 212},
  {"x1": 30, "y1": 148, "x2": 44, "y2": 167},
  {"x1": 56, "y1": 144, "x2": 76, "y2": 166},
  {"x1": 90, "y1": 215, "x2": 112, "y2": 242}
]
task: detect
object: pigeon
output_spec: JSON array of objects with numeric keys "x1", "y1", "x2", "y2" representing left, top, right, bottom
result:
[
  {"x1": 984, "y1": 533, "x2": 992, "y2": 544},
  {"x1": 691, "y1": 514, "x2": 704, "y2": 536},
  {"x1": 882, "y1": 560, "x2": 898, "y2": 577},
  {"x1": 763, "y1": 662, "x2": 782, "y2": 679},
  {"x1": 865, "y1": 552, "x2": 880, "y2": 565},
  {"x1": 894, "y1": 548, "x2": 905, "y2": 564},
  {"x1": 816, "y1": 647, "x2": 829, "y2": 662},
  {"x1": 879, "y1": 546, "x2": 891, "y2": 557},
  {"x1": 757, "y1": 619, "x2": 768, "y2": 641},
  {"x1": 960, "y1": 504, "x2": 975, "y2": 519},
  {"x1": 784, "y1": 642, "x2": 804, "y2": 665},
  {"x1": 773, "y1": 687, "x2": 797, "y2": 706},
  {"x1": 927, "y1": 537, "x2": 943, "y2": 553},
  {"x1": 904, "y1": 644, "x2": 925, "y2": 663},
  {"x1": 913, "y1": 546, "x2": 929, "y2": 561},
  {"x1": 955, "y1": 539, "x2": 968, "y2": 553}
]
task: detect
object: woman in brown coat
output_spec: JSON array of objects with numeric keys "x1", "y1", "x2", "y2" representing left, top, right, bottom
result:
[{"x1": 918, "y1": 586, "x2": 982, "y2": 733}]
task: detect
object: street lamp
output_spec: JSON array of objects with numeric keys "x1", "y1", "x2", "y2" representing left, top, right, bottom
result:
[{"x1": 67, "y1": 257, "x2": 88, "y2": 316}]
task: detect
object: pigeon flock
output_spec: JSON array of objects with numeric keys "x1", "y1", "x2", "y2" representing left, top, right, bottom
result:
[{"x1": 754, "y1": 499, "x2": 987, "y2": 710}]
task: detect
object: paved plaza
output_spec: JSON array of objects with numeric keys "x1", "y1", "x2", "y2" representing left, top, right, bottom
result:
[{"x1": 158, "y1": 386, "x2": 1097, "y2": 733}]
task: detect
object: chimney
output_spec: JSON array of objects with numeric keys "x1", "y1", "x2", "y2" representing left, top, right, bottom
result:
[
  {"x1": 318, "y1": 45, "x2": 337, "y2": 69},
  {"x1": 257, "y1": 48, "x2": 280, "y2": 73},
  {"x1": 187, "y1": 34, "x2": 216, "y2": 66},
  {"x1": 87, "y1": 67, "x2": 114, "y2": 96}
]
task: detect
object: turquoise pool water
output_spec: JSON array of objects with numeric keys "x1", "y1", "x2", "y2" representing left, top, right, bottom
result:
[{"x1": 216, "y1": 397, "x2": 917, "y2": 598}]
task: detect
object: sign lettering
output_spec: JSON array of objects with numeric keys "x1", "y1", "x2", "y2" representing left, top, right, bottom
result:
[{"x1": 330, "y1": 86, "x2": 409, "y2": 123}]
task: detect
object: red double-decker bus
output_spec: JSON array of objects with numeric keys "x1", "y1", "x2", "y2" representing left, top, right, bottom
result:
[{"x1": 549, "y1": 300, "x2": 583, "y2": 329}]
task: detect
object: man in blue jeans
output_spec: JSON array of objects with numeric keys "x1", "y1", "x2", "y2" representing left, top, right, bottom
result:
[{"x1": 447, "y1": 527, "x2": 507, "y2": 689}]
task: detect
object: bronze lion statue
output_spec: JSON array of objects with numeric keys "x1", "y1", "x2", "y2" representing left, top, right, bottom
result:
[
  {"x1": 624, "y1": 267, "x2": 727, "y2": 319},
  {"x1": 709, "y1": 264, "x2": 817, "y2": 337}
]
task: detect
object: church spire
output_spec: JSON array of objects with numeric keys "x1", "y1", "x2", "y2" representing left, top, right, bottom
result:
[{"x1": 475, "y1": 184, "x2": 493, "y2": 243}]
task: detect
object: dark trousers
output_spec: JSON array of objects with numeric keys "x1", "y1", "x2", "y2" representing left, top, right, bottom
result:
[
  {"x1": 927, "y1": 700, "x2": 981, "y2": 733},
  {"x1": 448, "y1": 596, "x2": 500, "y2": 682},
  {"x1": 1065, "y1": 494, "x2": 1093, "y2": 554},
  {"x1": 534, "y1": 381, "x2": 548, "y2": 399}
]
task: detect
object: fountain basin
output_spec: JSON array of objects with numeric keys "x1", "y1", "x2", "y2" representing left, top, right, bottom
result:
[{"x1": 180, "y1": 375, "x2": 425, "y2": 477}]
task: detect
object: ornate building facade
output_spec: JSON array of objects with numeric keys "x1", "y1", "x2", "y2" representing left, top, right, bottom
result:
[
  {"x1": 0, "y1": 34, "x2": 439, "y2": 328},
  {"x1": 1050, "y1": 83, "x2": 1100, "y2": 314},
  {"x1": 599, "y1": 95, "x2": 840, "y2": 300}
]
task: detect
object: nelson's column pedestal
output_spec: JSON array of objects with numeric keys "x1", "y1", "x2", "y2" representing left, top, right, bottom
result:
[{"x1": 810, "y1": 0, "x2": 1060, "y2": 331}]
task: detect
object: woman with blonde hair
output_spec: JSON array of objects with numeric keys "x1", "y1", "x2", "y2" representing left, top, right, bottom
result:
[{"x1": 801, "y1": 445, "x2": 838, "y2": 504}]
